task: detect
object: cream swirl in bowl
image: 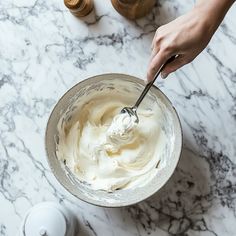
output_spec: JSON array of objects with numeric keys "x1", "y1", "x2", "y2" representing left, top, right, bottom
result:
[
  {"x1": 56, "y1": 80, "x2": 171, "y2": 192},
  {"x1": 45, "y1": 74, "x2": 182, "y2": 207}
]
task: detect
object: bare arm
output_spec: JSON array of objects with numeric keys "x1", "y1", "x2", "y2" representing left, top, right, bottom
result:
[{"x1": 147, "y1": 0, "x2": 234, "y2": 82}]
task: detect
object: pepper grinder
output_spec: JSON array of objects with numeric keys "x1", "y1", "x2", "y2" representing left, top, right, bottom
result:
[
  {"x1": 64, "y1": 0, "x2": 94, "y2": 17},
  {"x1": 19, "y1": 202, "x2": 77, "y2": 236},
  {"x1": 111, "y1": 0, "x2": 156, "y2": 20}
]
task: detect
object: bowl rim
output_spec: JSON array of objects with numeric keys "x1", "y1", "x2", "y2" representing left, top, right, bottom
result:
[{"x1": 45, "y1": 73, "x2": 183, "y2": 207}]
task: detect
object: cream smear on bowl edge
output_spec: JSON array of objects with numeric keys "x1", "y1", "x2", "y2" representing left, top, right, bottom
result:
[{"x1": 56, "y1": 79, "x2": 175, "y2": 192}]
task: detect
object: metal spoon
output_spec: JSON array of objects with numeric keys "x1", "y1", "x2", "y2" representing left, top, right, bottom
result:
[{"x1": 120, "y1": 56, "x2": 176, "y2": 123}]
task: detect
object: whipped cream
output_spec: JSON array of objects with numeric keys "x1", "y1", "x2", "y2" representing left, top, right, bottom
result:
[
  {"x1": 56, "y1": 82, "x2": 169, "y2": 192},
  {"x1": 105, "y1": 112, "x2": 137, "y2": 153}
]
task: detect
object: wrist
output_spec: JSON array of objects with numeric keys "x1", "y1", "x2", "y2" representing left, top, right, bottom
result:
[
  {"x1": 195, "y1": 0, "x2": 234, "y2": 12},
  {"x1": 193, "y1": 0, "x2": 234, "y2": 34}
]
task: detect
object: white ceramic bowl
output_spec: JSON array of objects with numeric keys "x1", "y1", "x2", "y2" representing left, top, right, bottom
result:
[{"x1": 45, "y1": 73, "x2": 182, "y2": 207}]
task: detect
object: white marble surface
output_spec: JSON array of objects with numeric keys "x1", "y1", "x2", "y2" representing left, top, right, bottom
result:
[{"x1": 0, "y1": 0, "x2": 236, "y2": 235}]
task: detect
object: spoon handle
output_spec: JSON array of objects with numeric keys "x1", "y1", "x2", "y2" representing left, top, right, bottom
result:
[{"x1": 134, "y1": 56, "x2": 176, "y2": 109}]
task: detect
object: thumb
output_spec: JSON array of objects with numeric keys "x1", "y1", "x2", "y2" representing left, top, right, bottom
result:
[{"x1": 161, "y1": 55, "x2": 190, "y2": 78}]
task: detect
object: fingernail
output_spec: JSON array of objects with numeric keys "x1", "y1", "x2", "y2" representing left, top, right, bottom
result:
[{"x1": 161, "y1": 72, "x2": 168, "y2": 79}]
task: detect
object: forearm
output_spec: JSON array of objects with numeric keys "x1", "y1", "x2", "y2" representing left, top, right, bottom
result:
[{"x1": 194, "y1": 0, "x2": 234, "y2": 33}]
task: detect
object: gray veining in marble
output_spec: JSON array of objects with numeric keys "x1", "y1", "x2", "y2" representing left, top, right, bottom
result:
[{"x1": 0, "y1": 0, "x2": 236, "y2": 235}]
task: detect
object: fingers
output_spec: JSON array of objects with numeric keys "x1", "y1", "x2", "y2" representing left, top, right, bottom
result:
[
  {"x1": 151, "y1": 29, "x2": 159, "y2": 49},
  {"x1": 150, "y1": 45, "x2": 159, "y2": 63},
  {"x1": 147, "y1": 50, "x2": 169, "y2": 82},
  {"x1": 161, "y1": 55, "x2": 192, "y2": 78},
  {"x1": 150, "y1": 30, "x2": 161, "y2": 62}
]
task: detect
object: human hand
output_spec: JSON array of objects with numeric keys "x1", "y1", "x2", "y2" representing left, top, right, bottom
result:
[{"x1": 147, "y1": 0, "x2": 234, "y2": 82}]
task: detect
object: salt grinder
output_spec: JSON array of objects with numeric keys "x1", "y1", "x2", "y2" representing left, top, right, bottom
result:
[
  {"x1": 111, "y1": 0, "x2": 156, "y2": 20},
  {"x1": 64, "y1": 0, "x2": 94, "y2": 17}
]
